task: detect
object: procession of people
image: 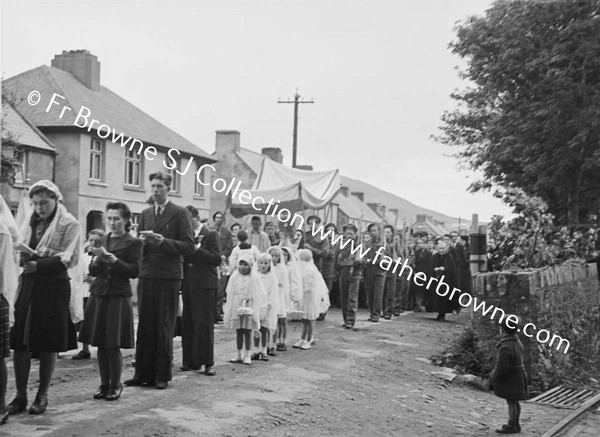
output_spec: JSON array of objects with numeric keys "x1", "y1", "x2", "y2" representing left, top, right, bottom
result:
[{"x1": 0, "y1": 174, "x2": 475, "y2": 423}]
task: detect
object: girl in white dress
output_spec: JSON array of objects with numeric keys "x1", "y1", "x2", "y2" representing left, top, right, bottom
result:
[
  {"x1": 223, "y1": 254, "x2": 266, "y2": 365},
  {"x1": 254, "y1": 253, "x2": 280, "y2": 361},
  {"x1": 268, "y1": 246, "x2": 290, "y2": 354},
  {"x1": 294, "y1": 249, "x2": 329, "y2": 350}
]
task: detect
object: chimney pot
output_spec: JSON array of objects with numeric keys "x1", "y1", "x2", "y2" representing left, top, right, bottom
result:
[
  {"x1": 51, "y1": 50, "x2": 100, "y2": 90},
  {"x1": 339, "y1": 185, "x2": 350, "y2": 197}
]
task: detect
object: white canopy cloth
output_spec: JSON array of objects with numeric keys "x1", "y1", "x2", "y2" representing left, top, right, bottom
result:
[{"x1": 230, "y1": 158, "x2": 340, "y2": 216}]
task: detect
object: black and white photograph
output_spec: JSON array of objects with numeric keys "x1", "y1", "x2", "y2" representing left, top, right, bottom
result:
[{"x1": 1, "y1": 0, "x2": 600, "y2": 435}]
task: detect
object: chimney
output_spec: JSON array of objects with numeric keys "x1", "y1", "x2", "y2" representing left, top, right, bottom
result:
[
  {"x1": 296, "y1": 165, "x2": 313, "y2": 171},
  {"x1": 261, "y1": 147, "x2": 283, "y2": 163},
  {"x1": 340, "y1": 185, "x2": 350, "y2": 197},
  {"x1": 389, "y1": 208, "x2": 399, "y2": 216},
  {"x1": 351, "y1": 191, "x2": 365, "y2": 202},
  {"x1": 51, "y1": 50, "x2": 100, "y2": 90},
  {"x1": 426, "y1": 215, "x2": 433, "y2": 222},
  {"x1": 367, "y1": 202, "x2": 379, "y2": 215},
  {"x1": 215, "y1": 130, "x2": 240, "y2": 155},
  {"x1": 416, "y1": 214, "x2": 426, "y2": 223}
]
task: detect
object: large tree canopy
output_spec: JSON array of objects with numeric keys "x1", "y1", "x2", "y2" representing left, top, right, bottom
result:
[{"x1": 438, "y1": 0, "x2": 600, "y2": 224}]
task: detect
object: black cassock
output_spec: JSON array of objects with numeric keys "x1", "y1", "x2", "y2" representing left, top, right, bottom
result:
[{"x1": 426, "y1": 252, "x2": 461, "y2": 314}]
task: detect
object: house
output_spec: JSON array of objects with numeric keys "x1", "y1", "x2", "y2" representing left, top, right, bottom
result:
[
  {"x1": 334, "y1": 185, "x2": 382, "y2": 233},
  {"x1": 0, "y1": 99, "x2": 56, "y2": 212},
  {"x1": 411, "y1": 214, "x2": 450, "y2": 236},
  {"x1": 3, "y1": 50, "x2": 215, "y2": 233}
]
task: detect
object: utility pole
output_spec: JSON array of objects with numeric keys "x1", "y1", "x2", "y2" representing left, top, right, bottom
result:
[{"x1": 277, "y1": 91, "x2": 314, "y2": 168}]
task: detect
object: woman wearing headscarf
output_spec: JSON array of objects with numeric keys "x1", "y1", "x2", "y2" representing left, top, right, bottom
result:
[
  {"x1": 0, "y1": 195, "x2": 19, "y2": 424},
  {"x1": 7, "y1": 181, "x2": 80, "y2": 415}
]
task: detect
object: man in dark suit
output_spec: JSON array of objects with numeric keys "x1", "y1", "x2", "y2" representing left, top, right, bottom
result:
[
  {"x1": 181, "y1": 206, "x2": 221, "y2": 375},
  {"x1": 124, "y1": 172, "x2": 194, "y2": 390},
  {"x1": 211, "y1": 211, "x2": 233, "y2": 323}
]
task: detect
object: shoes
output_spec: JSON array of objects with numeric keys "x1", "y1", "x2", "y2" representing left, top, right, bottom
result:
[
  {"x1": 384, "y1": 315, "x2": 391, "y2": 320},
  {"x1": 93, "y1": 385, "x2": 110, "y2": 399},
  {"x1": 123, "y1": 378, "x2": 144, "y2": 387},
  {"x1": 300, "y1": 340, "x2": 311, "y2": 350},
  {"x1": 6, "y1": 397, "x2": 27, "y2": 415},
  {"x1": 179, "y1": 365, "x2": 200, "y2": 371},
  {"x1": 393, "y1": 312, "x2": 401, "y2": 316},
  {"x1": 278, "y1": 343, "x2": 287, "y2": 351},
  {"x1": 293, "y1": 340, "x2": 303, "y2": 348},
  {"x1": 344, "y1": 323, "x2": 354, "y2": 329},
  {"x1": 316, "y1": 313, "x2": 326, "y2": 321},
  {"x1": 369, "y1": 317, "x2": 379, "y2": 322},
  {"x1": 267, "y1": 347, "x2": 277, "y2": 356},
  {"x1": 259, "y1": 353, "x2": 269, "y2": 361},
  {"x1": 204, "y1": 366, "x2": 216, "y2": 376},
  {"x1": 242, "y1": 352, "x2": 251, "y2": 365},
  {"x1": 106, "y1": 384, "x2": 123, "y2": 401},
  {"x1": 495, "y1": 424, "x2": 519, "y2": 434},
  {"x1": 72, "y1": 350, "x2": 91, "y2": 360},
  {"x1": 251, "y1": 352, "x2": 261, "y2": 361},
  {"x1": 29, "y1": 397, "x2": 48, "y2": 415},
  {"x1": 229, "y1": 356, "x2": 243, "y2": 363},
  {"x1": 155, "y1": 381, "x2": 168, "y2": 390}
]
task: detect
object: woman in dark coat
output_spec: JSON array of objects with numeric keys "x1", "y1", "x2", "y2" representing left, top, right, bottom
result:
[
  {"x1": 180, "y1": 206, "x2": 222, "y2": 375},
  {"x1": 79, "y1": 202, "x2": 141, "y2": 401},
  {"x1": 8, "y1": 180, "x2": 80, "y2": 415},
  {"x1": 489, "y1": 320, "x2": 529, "y2": 434},
  {"x1": 426, "y1": 241, "x2": 460, "y2": 321}
]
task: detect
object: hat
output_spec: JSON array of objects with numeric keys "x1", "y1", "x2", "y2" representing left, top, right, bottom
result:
[
  {"x1": 307, "y1": 215, "x2": 321, "y2": 224},
  {"x1": 342, "y1": 223, "x2": 358, "y2": 233}
]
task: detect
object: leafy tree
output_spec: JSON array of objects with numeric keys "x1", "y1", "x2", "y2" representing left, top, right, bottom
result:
[{"x1": 437, "y1": 0, "x2": 600, "y2": 224}]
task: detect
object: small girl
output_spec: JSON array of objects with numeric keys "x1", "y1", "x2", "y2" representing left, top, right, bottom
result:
[
  {"x1": 223, "y1": 254, "x2": 266, "y2": 365},
  {"x1": 228, "y1": 230, "x2": 260, "y2": 275},
  {"x1": 268, "y1": 246, "x2": 291, "y2": 354},
  {"x1": 254, "y1": 253, "x2": 280, "y2": 361},
  {"x1": 489, "y1": 319, "x2": 528, "y2": 434},
  {"x1": 294, "y1": 249, "x2": 328, "y2": 350}
]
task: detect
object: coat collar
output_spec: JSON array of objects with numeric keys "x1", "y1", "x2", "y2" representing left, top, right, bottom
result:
[{"x1": 106, "y1": 232, "x2": 134, "y2": 252}]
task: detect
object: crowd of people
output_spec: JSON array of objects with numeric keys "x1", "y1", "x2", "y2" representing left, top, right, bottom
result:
[{"x1": 0, "y1": 171, "x2": 481, "y2": 425}]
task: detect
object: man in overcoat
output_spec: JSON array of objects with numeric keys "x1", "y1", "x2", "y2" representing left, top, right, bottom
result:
[{"x1": 124, "y1": 172, "x2": 194, "y2": 389}]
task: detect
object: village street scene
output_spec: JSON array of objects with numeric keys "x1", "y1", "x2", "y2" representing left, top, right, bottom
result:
[{"x1": 1, "y1": 1, "x2": 599, "y2": 436}]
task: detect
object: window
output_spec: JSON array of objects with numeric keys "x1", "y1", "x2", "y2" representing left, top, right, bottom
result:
[
  {"x1": 165, "y1": 157, "x2": 180, "y2": 194},
  {"x1": 13, "y1": 149, "x2": 29, "y2": 185},
  {"x1": 89, "y1": 138, "x2": 105, "y2": 181},
  {"x1": 131, "y1": 213, "x2": 141, "y2": 234},
  {"x1": 124, "y1": 149, "x2": 143, "y2": 187},
  {"x1": 194, "y1": 163, "x2": 207, "y2": 197}
]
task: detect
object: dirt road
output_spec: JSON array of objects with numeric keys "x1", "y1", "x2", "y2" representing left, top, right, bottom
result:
[{"x1": 0, "y1": 309, "x2": 573, "y2": 436}]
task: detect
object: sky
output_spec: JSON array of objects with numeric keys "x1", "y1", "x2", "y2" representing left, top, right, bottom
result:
[{"x1": 1, "y1": 0, "x2": 513, "y2": 222}]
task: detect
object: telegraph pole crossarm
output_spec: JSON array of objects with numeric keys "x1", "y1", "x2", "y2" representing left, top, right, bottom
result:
[{"x1": 277, "y1": 91, "x2": 314, "y2": 168}]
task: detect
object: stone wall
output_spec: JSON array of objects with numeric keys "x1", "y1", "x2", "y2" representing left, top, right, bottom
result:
[{"x1": 471, "y1": 262, "x2": 599, "y2": 389}]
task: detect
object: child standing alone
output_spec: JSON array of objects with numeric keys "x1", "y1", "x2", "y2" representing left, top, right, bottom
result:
[{"x1": 489, "y1": 319, "x2": 529, "y2": 434}]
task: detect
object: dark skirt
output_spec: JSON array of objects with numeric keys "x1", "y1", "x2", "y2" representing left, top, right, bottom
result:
[
  {"x1": 0, "y1": 295, "x2": 10, "y2": 358},
  {"x1": 78, "y1": 294, "x2": 134, "y2": 349},
  {"x1": 10, "y1": 274, "x2": 77, "y2": 352}
]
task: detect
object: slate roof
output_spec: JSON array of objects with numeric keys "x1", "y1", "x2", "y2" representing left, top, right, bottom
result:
[
  {"x1": 3, "y1": 65, "x2": 214, "y2": 160},
  {"x1": 334, "y1": 192, "x2": 382, "y2": 223},
  {"x1": 2, "y1": 100, "x2": 56, "y2": 152}
]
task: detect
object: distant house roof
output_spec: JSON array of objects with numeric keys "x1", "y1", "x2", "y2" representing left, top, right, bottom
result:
[
  {"x1": 237, "y1": 147, "x2": 266, "y2": 175},
  {"x1": 2, "y1": 100, "x2": 56, "y2": 152},
  {"x1": 3, "y1": 65, "x2": 214, "y2": 161},
  {"x1": 334, "y1": 193, "x2": 382, "y2": 223},
  {"x1": 412, "y1": 216, "x2": 450, "y2": 236}
]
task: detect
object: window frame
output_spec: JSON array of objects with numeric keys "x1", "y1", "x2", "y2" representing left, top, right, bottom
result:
[
  {"x1": 89, "y1": 137, "x2": 105, "y2": 182},
  {"x1": 124, "y1": 148, "x2": 143, "y2": 188}
]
